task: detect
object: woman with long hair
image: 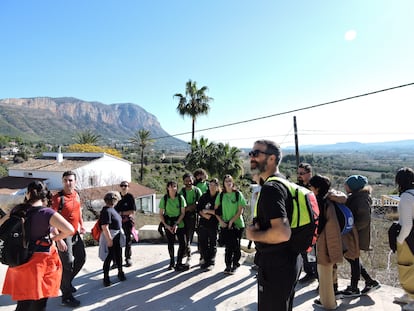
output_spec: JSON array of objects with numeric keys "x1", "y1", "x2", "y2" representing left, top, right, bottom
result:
[
  {"x1": 2, "y1": 181, "x2": 74, "y2": 311},
  {"x1": 215, "y1": 174, "x2": 247, "y2": 274},
  {"x1": 159, "y1": 181, "x2": 187, "y2": 271}
]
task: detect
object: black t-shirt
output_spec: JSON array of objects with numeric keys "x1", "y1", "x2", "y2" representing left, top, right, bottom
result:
[
  {"x1": 115, "y1": 193, "x2": 136, "y2": 213},
  {"x1": 196, "y1": 191, "x2": 219, "y2": 229},
  {"x1": 100, "y1": 206, "x2": 122, "y2": 230},
  {"x1": 254, "y1": 174, "x2": 292, "y2": 252}
]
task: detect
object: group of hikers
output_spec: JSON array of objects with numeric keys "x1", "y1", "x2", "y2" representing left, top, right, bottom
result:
[{"x1": 0, "y1": 138, "x2": 413, "y2": 311}]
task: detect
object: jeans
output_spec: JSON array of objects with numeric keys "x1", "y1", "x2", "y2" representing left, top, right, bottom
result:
[{"x1": 58, "y1": 232, "x2": 86, "y2": 299}]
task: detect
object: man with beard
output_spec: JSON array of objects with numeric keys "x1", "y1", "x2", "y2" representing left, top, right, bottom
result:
[
  {"x1": 246, "y1": 140, "x2": 302, "y2": 311},
  {"x1": 297, "y1": 162, "x2": 318, "y2": 284}
]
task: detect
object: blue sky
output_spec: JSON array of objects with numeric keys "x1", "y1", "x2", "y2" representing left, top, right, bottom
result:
[{"x1": 1, "y1": 1, "x2": 413, "y2": 148}]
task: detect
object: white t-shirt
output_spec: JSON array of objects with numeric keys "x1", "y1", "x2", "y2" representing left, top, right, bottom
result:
[{"x1": 397, "y1": 189, "x2": 414, "y2": 244}]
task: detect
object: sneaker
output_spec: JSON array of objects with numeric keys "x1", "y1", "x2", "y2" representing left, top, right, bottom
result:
[
  {"x1": 224, "y1": 267, "x2": 232, "y2": 275},
  {"x1": 231, "y1": 263, "x2": 240, "y2": 274},
  {"x1": 61, "y1": 296, "x2": 81, "y2": 307},
  {"x1": 394, "y1": 294, "x2": 414, "y2": 304},
  {"x1": 125, "y1": 259, "x2": 132, "y2": 267},
  {"x1": 361, "y1": 280, "x2": 380, "y2": 295},
  {"x1": 103, "y1": 278, "x2": 111, "y2": 287},
  {"x1": 313, "y1": 299, "x2": 338, "y2": 310},
  {"x1": 403, "y1": 302, "x2": 414, "y2": 311},
  {"x1": 299, "y1": 273, "x2": 317, "y2": 284},
  {"x1": 175, "y1": 264, "x2": 189, "y2": 272},
  {"x1": 340, "y1": 286, "x2": 360, "y2": 298},
  {"x1": 118, "y1": 272, "x2": 126, "y2": 281}
]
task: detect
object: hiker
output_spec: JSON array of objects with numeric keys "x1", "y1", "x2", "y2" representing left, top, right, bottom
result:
[
  {"x1": 159, "y1": 180, "x2": 187, "y2": 271},
  {"x1": 2, "y1": 181, "x2": 74, "y2": 311},
  {"x1": 115, "y1": 181, "x2": 137, "y2": 267},
  {"x1": 246, "y1": 139, "x2": 302, "y2": 311},
  {"x1": 99, "y1": 191, "x2": 126, "y2": 287},
  {"x1": 339, "y1": 175, "x2": 380, "y2": 297},
  {"x1": 196, "y1": 178, "x2": 221, "y2": 270},
  {"x1": 297, "y1": 162, "x2": 318, "y2": 284},
  {"x1": 393, "y1": 168, "x2": 414, "y2": 310},
  {"x1": 194, "y1": 168, "x2": 209, "y2": 194},
  {"x1": 215, "y1": 174, "x2": 246, "y2": 274},
  {"x1": 179, "y1": 173, "x2": 202, "y2": 266},
  {"x1": 309, "y1": 175, "x2": 343, "y2": 310},
  {"x1": 51, "y1": 170, "x2": 86, "y2": 308}
]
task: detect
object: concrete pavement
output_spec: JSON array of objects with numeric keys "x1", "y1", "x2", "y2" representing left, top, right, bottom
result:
[{"x1": 0, "y1": 226, "x2": 408, "y2": 310}]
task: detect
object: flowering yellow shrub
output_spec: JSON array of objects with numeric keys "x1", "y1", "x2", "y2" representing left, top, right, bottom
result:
[{"x1": 67, "y1": 144, "x2": 122, "y2": 158}]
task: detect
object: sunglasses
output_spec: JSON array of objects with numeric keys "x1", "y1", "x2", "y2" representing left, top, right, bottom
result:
[
  {"x1": 120, "y1": 184, "x2": 128, "y2": 188},
  {"x1": 248, "y1": 149, "x2": 273, "y2": 157}
]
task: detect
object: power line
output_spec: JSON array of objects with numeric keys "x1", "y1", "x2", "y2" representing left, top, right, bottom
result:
[{"x1": 153, "y1": 82, "x2": 414, "y2": 140}]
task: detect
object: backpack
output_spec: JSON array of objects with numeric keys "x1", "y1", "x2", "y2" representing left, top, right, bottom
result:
[
  {"x1": 91, "y1": 219, "x2": 101, "y2": 241},
  {"x1": 265, "y1": 177, "x2": 320, "y2": 254},
  {"x1": 334, "y1": 203, "x2": 354, "y2": 235},
  {"x1": 0, "y1": 204, "x2": 39, "y2": 267}
]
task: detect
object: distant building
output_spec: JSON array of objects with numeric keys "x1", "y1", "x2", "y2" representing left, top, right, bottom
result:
[{"x1": 0, "y1": 151, "x2": 156, "y2": 213}]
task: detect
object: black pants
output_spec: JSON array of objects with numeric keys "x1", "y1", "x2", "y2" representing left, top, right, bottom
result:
[
  {"x1": 103, "y1": 233, "x2": 123, "y2": 280},
  {"x1": 345, "y1": 257, "x2": 373, "y2": 287},
  {"x1": 165, "y1": 227, "x2": 186, "y2": 266},
  {"x1": 183, "y1": 213, "x2": 196, "y2": 258},
  {"x1": 255, "y1": 250, "x2": 302, "y2": 311},
  {"x1": 121, "y1": 216, "x2": 134, "y2": 261},
  {"x1": 198, "y1": 225, "x2": 217, "y2": 265},
  {"x1": 16, "y1": 298, "x2": 48, "y2": 311},
  {"x1": 58, "y1": 232, "x2": 86, "y2": 299},
  {"x1": 221, "y1": 227, "x2": 243, "y2": 268}
]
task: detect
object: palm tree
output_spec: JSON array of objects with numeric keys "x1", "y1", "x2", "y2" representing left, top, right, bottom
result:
[
  {"x1": 174, "y1": 79, "x2": 213, "y2": 144},
  {"x1": 129, "y1": 129, "x2": 154, "y2": 182},
  {"x1": 75, "y1": 129, "x2": 101, "y2": 145}
]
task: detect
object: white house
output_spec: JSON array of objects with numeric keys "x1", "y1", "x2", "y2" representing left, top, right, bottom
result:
[
  {"x1": 8, "y1": 151, "x2": 132, "y2": 191},
  {"x1": 0, "y1": 151, "x2": 157, "y2": 214}
]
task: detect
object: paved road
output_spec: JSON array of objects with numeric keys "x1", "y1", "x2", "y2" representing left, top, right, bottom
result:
[{"x1": 0, "y1": 241, "x2": 407, "y2": 310}]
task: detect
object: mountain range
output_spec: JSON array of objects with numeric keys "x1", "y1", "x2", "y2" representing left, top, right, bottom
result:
[
  {"x1": 0, "y1": 97, "x2": 189, "y2": 151},
  {"x1": 1, "y1": 97, "x2": 413, "y2": 154}
]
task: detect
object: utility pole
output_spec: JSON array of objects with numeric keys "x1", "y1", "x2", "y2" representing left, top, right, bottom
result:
[{"x1": 294, "y1": 116, "x2": 300, "y2": 169}]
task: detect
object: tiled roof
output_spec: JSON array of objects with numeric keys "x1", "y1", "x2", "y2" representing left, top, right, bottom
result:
[
  {"x1": 0, "y1": 176, "x2": 47, "y2": 195},
  {"x1": 73, "y1": 183, "x2": 156, "y2": 201},
  {"x1": 8, "y1": 158, "x2": 92, "y2": 172}
]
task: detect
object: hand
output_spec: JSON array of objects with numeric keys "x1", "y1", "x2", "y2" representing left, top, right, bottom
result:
[
  {"x1": 246, "y1": 224, "x2": 257, "y2": 241},
  {"x1": 107, "y1": 239, "x2": 113, "y2": 247},
  {"x1": 79, "y1": 226, "x2": 86, "y2": 234},
  {"x1": 56, "y1": 239, "x2": 68, "y2": 252}
]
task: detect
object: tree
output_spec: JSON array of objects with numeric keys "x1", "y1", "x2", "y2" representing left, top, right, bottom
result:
[
  {"x1": 129, "y1": 129, "x2": 154, "y2": 182},
  {"x1": 174, "y1": 80, "x2": 213, "y2": 144},
  {"x1": 184, "y1": 138, "x2": 243, "y2": 179},
  {"x1": 75, "y1": 130, "x2": 101, "y2": 145}
]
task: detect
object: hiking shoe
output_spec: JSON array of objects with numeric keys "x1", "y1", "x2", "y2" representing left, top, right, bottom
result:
[
  {"x1": 125, "y1": 259, "x2": 132, "y2": 267},
  {"x1": 361, "y1": 280, "x2": 380, "y2": 295},
  {"x1": 403, "y1": 302, "x2": 414, "y2": 311},
  {"x1": 313, "y1": 299, "x2": 338, "y2": 309},
  {"x1": 118, "y1": 272, "x2": 126, "y2": 281},
  {"x1": 299, "y1": 273, "x2": 317, "y2": 284},
  {"x1": 61, "y1": 296, "x2": 81, "y2": 307},
  {"x1": 340, "y1": 286, "x2": 360, "y2": 298},
  {"x1": 394, "y1": 294, "x2": 414, "y2": 304},
  {"x1": 224, "y1": 267, "x2": 232, "y2": 275},
  {"x1": 103, "y1": 278, "x2": 111, "y2": 287},
  {"x1": 175, "y1": 264, "x2": 189, "y2": 272}
]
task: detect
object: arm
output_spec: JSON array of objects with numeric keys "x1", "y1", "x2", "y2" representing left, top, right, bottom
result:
[
  {"x1": 327, "y1": 189, "x2": 347, "y2": 204},
  {"x1": 229, "y1": 205, "x2": 243, "y2": 228},
  {"x1": 102, "y1": 224, "x2": 113, "y2": 247},
  {"x1": 50, "y1": 212, "x2": 74, "y2": 252},
  {"x1": 397, "y1": 193, "x2": 414, "y2": 243},
  {"x1": 246, "y1": 217, "x2": 291, "y2": 244}
]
